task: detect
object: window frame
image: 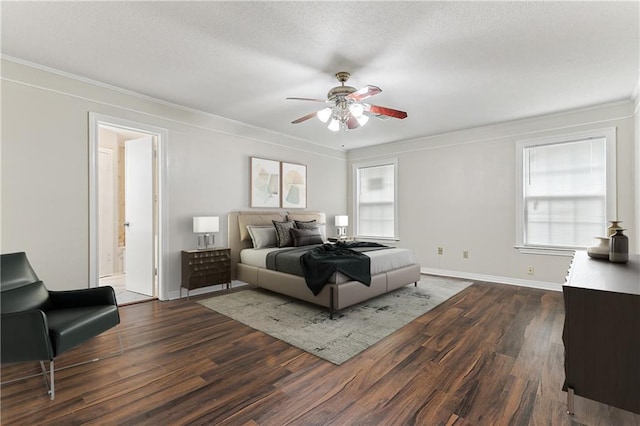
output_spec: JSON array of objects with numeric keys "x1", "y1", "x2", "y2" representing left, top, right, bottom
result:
[
  {"x1": 352, "y1": 157, "x2": 399, "y2": 241},
  {"x1": 515, "y1": 127, "x2": 617, "y2": 255}
]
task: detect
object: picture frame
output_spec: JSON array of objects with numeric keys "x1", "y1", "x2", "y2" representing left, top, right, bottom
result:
[
  {"x1": 281, "y1": 162, "x2": 307, "y2": 209},
  {"x1": 250, "y1": 157, "x2": 280, "y2": 208}
]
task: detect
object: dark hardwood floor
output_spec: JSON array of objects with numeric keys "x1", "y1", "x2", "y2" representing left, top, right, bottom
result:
[{"x1": 2, "y1": 281, "x2": 639, "y2": 425}]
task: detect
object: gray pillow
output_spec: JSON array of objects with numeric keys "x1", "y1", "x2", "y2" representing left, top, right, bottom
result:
[
  {"x1": 247, "y1": 225, "x2": 278, "y2": 249},
  {"x1": 294, "y1": 219, "x2": 326, "y2": 241},
  {"x1": 272, "y1": 220, "x2": 295, "y2": 247},
  {"x1": 291, "y1": 228, "x2": 323, "y2": 247},
  {"x1": 294, "y1": 219, "x2": 317, "y2": 229}
]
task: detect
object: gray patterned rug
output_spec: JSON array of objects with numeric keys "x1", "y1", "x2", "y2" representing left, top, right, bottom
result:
[{"x1": 198, "y1": 276, "x2": 473, "y2": 365}]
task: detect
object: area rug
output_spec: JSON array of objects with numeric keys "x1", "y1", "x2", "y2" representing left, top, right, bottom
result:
[{"x1": 198, "y1": 276, "x2": 473, "y2": 365}]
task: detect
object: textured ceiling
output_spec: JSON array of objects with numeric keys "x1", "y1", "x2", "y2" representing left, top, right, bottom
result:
[{"x1": 2, "y1": 1, "x2": 638, "y2": 150}]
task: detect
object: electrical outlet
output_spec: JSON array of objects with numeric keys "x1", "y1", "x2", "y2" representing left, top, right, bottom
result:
[
  {"x1": 437, "y1": 247, "x2": 443, "y2": 255},
  {"x1": 527, "y1": 266, "x2": 534, "y2": 275},
  {"x1": 463, "y1": 250, "x2": 469, "y2": 259}
]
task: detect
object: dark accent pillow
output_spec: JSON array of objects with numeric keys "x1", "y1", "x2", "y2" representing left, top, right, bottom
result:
[
  {"x1": 272, "y1": 220, "x2": 295, "y2": 247},
  {"x1": 294, "y1": 219, "x2": 317, "y2": 229},
  {"x1": 291, "y1": 228, "x2": 323, "y2": 247}
]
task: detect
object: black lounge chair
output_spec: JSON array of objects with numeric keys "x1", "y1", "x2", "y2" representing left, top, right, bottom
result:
[{"x1": 1, "y1": 252, "x2": 122, "y2": 399}]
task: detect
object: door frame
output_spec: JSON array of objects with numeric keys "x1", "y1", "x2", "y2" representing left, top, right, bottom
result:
[{"x1": 89, "y1": 112, "x2": 170, "y2": 301}]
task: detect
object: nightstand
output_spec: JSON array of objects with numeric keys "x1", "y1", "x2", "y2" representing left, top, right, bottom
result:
[
  {"x1": 181, "y1": 248, "x2": 231, "y2": 298},
  {"x1": 328, "y1": 236, "x2": 356, "y2": 242}
]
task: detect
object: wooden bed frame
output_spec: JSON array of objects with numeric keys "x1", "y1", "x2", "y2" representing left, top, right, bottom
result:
[{"x1": 228, "y1": 210, "x2": 421, "y2": 318}]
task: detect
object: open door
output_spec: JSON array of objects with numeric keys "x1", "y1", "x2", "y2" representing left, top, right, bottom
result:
[
  {"x1": 124, "y1": 136, "x2": 155, "y2": 297},
  {"x1": 90, "y1": 113, "x2": 168, "y2": 301}
]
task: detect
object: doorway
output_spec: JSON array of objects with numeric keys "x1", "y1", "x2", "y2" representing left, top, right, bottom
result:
[{"x1": 89, "y1": 113, "x2": 168, "y2": 304}]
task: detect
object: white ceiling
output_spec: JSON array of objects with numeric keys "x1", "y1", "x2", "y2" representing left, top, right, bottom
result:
[{"x1": 2, "y1": 1, "x2": 638, "y2": 150}]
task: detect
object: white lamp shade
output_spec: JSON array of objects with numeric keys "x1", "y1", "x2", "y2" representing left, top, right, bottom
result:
[
  {"x1": 335, "y1": 215, "x2": 349, "y2": 227},
  {"x1": 349, "y1": 103, "x2": 364, "y2": 117},
  {"x1": 193, "y1": 216, "x2": 219, "y2": 233},
  {"x1": 356, "y1": 114, "x2": 369, "y2": 126},
  {"x1": 317, "y1": 107, "x2": 332, "y2": 123}
]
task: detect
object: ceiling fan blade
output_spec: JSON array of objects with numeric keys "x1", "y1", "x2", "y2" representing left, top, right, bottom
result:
[
  {"x1": 286, "y1": 97, "x2": 327, "y2": 103},
  {"x1": 346, "y1": 85, "x2": 382, "y2": 102},
  {"x1": 291, "y1": 111, "x2": 319, "y2": 124},
  {"x1": 366, "y1": 104, "x2": 408, "y2": 119}
]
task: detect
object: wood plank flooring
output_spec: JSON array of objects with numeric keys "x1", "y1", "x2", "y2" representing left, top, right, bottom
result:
[{"x1": 2, "y1": 281, "x2": 639, "y2": 425}]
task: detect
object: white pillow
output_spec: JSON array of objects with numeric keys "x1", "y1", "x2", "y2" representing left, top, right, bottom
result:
[{"x1": 247, "y1": 225, "x2": 278, "y2": 249}]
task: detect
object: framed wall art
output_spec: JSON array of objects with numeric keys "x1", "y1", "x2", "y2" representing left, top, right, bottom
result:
[
  {"x1": 281, "y1": 162, "x2": 307, "y2": 209},
  {"x1": 250, "y1": 157, "x2": 280, "y2": 208}
]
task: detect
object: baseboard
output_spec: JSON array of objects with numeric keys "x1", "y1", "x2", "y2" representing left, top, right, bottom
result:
[
  {"x1": 168, "y1": 280, "x2": 249, "y2": 300},
  {"x1": 420, "y1": 267, "x2": 563, "y2": 292}
]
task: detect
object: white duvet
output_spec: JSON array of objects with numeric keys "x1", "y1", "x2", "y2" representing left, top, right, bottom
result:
[{"x1": 240, "y1": 246, "x2": 416, "y2": 275}]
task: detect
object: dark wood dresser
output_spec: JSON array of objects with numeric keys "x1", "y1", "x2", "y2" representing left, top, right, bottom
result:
[
  {"x1": 181, "y1": 248, "x2": 231, "y2": 298},
  {"x1": 563, "y1": 250, "x2": 640, "y2": 415}
]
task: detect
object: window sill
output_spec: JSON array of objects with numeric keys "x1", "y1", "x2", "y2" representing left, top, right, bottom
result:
[
  {"x1": 356, "y1": 236, "x2": 400, "y2": 243},
  {"x1": 514, "y1": 246, "x2": 576, "y2": 257}
]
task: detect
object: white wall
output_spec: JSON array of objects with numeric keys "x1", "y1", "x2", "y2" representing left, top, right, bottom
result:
[
  {"x1": 348, "y1": 101, "x2": 638, "y2": 289},
  {"x1": 1, "y1": 59, "x2": 347, "y2": 294},
  {"x1": 2, "y1": 58, "x2": 636, "y2": 295}
]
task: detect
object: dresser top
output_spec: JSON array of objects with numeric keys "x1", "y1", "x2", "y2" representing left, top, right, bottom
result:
[
  {"x1": 565, "y1": 250, "x2": 640, "y2": 295},
  {"x1": 182, "y1": 247, "x2": 230, "y2": 254}
]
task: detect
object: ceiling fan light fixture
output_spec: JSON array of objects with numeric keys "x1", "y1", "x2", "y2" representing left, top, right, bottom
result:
[
  {"x1": 288, "y1": 71, "x2": 407, "y2": 132},
  {"x1": 349, "y1": 103, "x2": 364, "y2": 118},
  {"x1": 317, "y1": 107, "x2": 332, "y2": 123},
  {"x1": 356, "y1": 114, "x2": 369, "y2": 126}
]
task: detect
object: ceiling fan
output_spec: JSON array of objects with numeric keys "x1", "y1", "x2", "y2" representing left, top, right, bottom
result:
[{"x1": 287, "y1": 72, "x2": 408, "y2": 132}]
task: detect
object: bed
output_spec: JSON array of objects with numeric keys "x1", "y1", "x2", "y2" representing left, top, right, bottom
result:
[{"x1": 228, "y1": 211, "x2": 422, "y2": 318}]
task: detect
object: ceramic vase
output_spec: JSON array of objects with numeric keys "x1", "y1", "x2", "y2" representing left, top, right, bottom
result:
[
  {"x1": 607, "y1": 220, "x2": 623, "y2": 237},
  {"x1": 587, "y1": 237, "x2": 610, "y2": 260},
  {"x1": 609, "y1": 229, "x2": 629, "y2": 264}
]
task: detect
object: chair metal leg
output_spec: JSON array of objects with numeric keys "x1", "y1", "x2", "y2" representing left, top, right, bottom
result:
[
  {"x1": 38, "y1": 360, "x2": 55, "y2": 400},
  {"x1": 53, "y1": 325, "x2": 124, "y2": 370},
  {"x1": 49, "y1": 360, "x2": 54, "y2": 400},
  {"x1": 1, "y1": 326, "x2": 123, "y2": 400}
]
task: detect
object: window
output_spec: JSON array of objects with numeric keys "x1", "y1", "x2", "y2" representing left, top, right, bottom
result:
[
  {"x1": 353, "y1": 158, "x2": 398, "y2": 239},
  {"x1": 515, "y1": 128, "x2": 616, "y2": 253}
]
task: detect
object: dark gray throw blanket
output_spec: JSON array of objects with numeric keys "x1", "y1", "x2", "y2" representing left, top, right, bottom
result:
[
  {"x1": 265, "y1": 241, "x2": 389, "y2": 295},
  {"x1": 301, "y1": 241, "x2": 388, "y2": 295}
]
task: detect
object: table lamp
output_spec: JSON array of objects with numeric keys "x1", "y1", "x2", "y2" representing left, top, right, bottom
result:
[
  {"x1": 193, "y1": 216, "x2": 219, "y2": 249},
  {"x1": 335, "y1": 215, "x2": 348, "y2": 238}
]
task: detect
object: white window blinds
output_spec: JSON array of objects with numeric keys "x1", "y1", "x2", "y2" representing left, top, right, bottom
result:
[
  {"x1": 522, "y1": 138, "x2": 608, "y2": 248},
  {"x1": 355, "y1": 161, "x2": 396, "y2": 239}
]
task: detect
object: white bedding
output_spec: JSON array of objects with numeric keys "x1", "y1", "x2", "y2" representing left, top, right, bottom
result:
[
  {"x1": 239, "y1": 247, "x2": 281, "y2": 268},
  {"x1": 240, "y1": 245, "x2": 416, "y2": 275}
]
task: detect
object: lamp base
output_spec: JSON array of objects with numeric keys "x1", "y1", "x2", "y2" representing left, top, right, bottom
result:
[{"x1": 197, "y1": 234, "x2": 215, "y2": 249}]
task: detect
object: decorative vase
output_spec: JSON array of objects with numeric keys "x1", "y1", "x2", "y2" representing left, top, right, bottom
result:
[
  {"x1": 609, "y1": 229, "x2": 629, "y2": 264},
  {"x1": 607, "y1": 220, "x2": 623, "y2": 237},
  {"x1": 587, "y1": 237, "x2": 610, "y2": 260}
]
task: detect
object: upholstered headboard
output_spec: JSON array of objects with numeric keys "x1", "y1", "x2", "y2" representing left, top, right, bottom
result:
[{"x1": 227, "y1": 210, "x2": 326, "y2": 279}]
